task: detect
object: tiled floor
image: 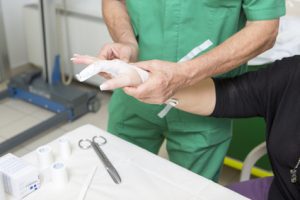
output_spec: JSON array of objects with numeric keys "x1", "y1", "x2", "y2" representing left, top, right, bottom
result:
[{"x1": 0, "y1": 80, "x2": 240, "y2": 186}]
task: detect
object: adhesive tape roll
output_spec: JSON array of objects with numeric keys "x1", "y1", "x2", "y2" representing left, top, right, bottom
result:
[
  {"x1": 51, "y1": 162, "x2": 68, "y2": 187},
  {"x1": 0, "y1": 172, "x2": 6, "y2": 200},
  {"x1": 58, "y1": 138, "x2": 72, "y2": 159},
  {"x1": 36, "y1": 145, "x2": 54, "y2": 169}
]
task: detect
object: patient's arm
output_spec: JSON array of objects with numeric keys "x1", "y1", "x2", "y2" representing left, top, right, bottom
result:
[
  {"x1": 172, "y1": 79, "x2": 216, "y2": 116},
  {"x1": 72, "y1": 55, "x2": 297, "y2": 120},
  {"x1": 173, "y1": 56, "x2": 298, "y2": 119},
  {"x1": 172, "y1": 69, "x2": 268, "y2": 118}
]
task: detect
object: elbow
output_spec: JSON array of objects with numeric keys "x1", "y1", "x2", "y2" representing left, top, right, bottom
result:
[
  {"x1": 264, "y1": 21, "x2": 280, "y2": 51},
  {"x1": 265, "y1": 29, "x2": 278, "y2": 50}
]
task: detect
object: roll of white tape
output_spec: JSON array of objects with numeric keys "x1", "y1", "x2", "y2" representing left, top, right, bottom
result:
[
  {"x1": 36, "y1": 145, "x2": 54, "y2": 169},
  {"x1": 0, "y1": 172, "x2": 6, "y2": 200},
  {"x1": 51, "y1": 162, "x2": 68, "y2": 188},
  {"x1": 58, "y1": 138, "x2": 72, "y2": 159}
]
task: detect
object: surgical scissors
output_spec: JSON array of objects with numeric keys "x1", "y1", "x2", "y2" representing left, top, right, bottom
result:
[{"x1": 78, "y1": 136, "x2": 121, "y2": 184}]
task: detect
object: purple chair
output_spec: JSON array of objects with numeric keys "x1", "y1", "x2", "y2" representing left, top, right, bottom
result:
[{"x1": 227, "y1": 142, "x2": 273, "y2": 200}]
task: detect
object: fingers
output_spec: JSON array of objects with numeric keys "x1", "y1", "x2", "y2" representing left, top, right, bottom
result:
[
  {"x1": 134, "y1": 60, "x2": 157, "y2": 72},
  {"x1": 123, "y1": 86, "x2": 140, "y2": 97},
  {"x1": 119, "y1": 47, "x2": 131, "y2": 63},
  {"x1": 124, "y1": 84, "x2": 170, "y2": 104},
  {"x1": 123, "y1": 82, "x2": 149, "y2": 99},
  {"x1": 123, "y1": 86, "x2": 159, "y2": 104},
  {"x1": 134, "y1": 61, "x2": 152, "y2": 71},
  {"x1": 98, "y1": 44, "x2": 115, "y2": 60},
  {"x1": 100, "y1": 75, "x2": 133, "y2": 91},
  {"x1": 119, "y1": 55, "x2": 130, "y2": 62},
  {"x1": 98, "y1": 43, "x2": 133, "y2": 62},
  {"x1": 71, "y1": 54, "x2": 98, "y2": 64}
]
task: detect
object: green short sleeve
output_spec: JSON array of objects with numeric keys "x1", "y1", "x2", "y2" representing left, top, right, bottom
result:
[{"x1": 242, "y1": 0, "x2": 286, "y2": 21}]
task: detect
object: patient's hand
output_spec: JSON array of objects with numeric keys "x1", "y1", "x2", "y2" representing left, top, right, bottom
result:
[{"x1": 71, "y1": 54, "x2": 148, "y2": 90}]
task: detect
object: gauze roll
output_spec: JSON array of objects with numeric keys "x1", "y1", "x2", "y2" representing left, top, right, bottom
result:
[
  {"x1": 51, "y1": 162, "x2": 68, "y2": 188},
  {"x1": 36, "y1": 145, "x2": 54, "y2": 169},
  {"x1": 58, "y1": 138, "x2": 72, "y2": 160}
]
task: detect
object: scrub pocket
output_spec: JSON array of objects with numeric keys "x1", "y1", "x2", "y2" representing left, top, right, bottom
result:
[
  {"x1": 204, "y1": 0, "x2": 243, "y2": 44},
  {"x1": 166, "y1": 108, "x2": 233, "y2": 146}
]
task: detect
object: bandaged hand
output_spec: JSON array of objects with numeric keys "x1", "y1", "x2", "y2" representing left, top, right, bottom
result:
[{"x1": 71, "y1": 54, "x2": 149, "y2": 90}]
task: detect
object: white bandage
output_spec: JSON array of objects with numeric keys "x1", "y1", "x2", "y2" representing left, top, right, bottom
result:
[
  {"x1": 58, "y1": 138, "x2": 72, "y2": 160},
  {"x1": 51, "y1": 162, "x2": 68, "y2": 188},
  {"x1": 36, "y1": 145, "x2": 54, "y2": 169},
  {"x1": 76, "y1": 59, "x2": 149, "y2": 83}
]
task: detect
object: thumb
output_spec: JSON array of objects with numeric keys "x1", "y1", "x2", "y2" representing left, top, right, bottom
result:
[
  {"x1": 100, "y1": 75, "x2": 133, "y2": 91},
  {"x1": 119, "y1": 48, "x2": 130, "y2": 63},
  {"x1": 119, "y1": 55, "x2": 130, "y2": 63},
  {"x1": 134, "y1": 61, "x2": 154, "y2": 72},
  {"x1": 123, "y1": 86, "x2": 138, "y2": 97}
]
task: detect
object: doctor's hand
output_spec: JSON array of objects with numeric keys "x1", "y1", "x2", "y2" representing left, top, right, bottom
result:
[
  {"x1": 98, "y1": 42, "x2": 139, "y2": 63},
  {"x1": 124, "y1": 60, "x2": 189, "y2": 104}
]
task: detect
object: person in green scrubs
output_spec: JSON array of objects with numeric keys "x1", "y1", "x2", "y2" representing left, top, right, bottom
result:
[{"x1": 100, "y1": 0, "x2": 285, "y2": 181}]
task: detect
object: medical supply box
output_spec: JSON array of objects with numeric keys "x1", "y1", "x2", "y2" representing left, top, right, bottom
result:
[{"x1": 0, "y1": 153, "x2": 40, "y2": 199}]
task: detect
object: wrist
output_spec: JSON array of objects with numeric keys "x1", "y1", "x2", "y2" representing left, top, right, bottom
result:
[
  {"x1": 180, "y1": 56, "x2": 211, "y2": 86},
  {"x1": 177, "y1": 61, "x2": 198, "y2": 87},
  {"x1": 175, "y1": 62, "x2": 194, "y2": 89}
]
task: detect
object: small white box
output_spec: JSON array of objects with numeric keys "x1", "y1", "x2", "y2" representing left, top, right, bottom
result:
[
  {"x1": 0, "y1": 171, "x2": 6, "y2": 200},
  {"x1": 0, "y1": 154, "x2": 40, "y2": 199}
]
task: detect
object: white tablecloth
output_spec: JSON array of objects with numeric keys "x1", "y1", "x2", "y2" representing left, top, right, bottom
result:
[{"x1": 7, "y1": 124, "x2": 248, "y2": 200}]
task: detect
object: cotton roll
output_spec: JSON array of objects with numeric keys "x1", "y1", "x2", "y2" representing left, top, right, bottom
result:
[
  {"x1": 58, "y1": 138, "x2": 72, "y2": 159},
  {"x1": 36, "y1": 145, "x2": 54, "y2": 169},
  {"x1": 0, "y1": 172, "x2": 6, "y2": 200},
  {"x1": 51, "y1": 162, "x2": 68, "y2": 187}
]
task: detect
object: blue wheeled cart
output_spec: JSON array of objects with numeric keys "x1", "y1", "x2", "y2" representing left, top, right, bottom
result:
[{"x1": 0, "y1": 0, "x2": 100, "y2": 155}]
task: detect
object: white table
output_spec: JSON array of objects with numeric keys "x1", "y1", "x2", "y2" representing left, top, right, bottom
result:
[{"x1": 7, "y1": 124, "x2": 248, "y2": 200}]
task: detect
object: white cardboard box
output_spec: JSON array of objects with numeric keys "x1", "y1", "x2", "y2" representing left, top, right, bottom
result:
[{"x1": 0, "y1": 154, "x2": 40, "y2": 199}]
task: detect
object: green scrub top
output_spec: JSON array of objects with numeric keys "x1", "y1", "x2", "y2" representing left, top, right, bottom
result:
[
  {"x1": 108, "y1": 0, "x2": 285, "y2": 180},
  {"x1": 120, "y1": 0, "x2": 286, "y2": 134},
  {"x1": 126, "y1": 0, "x2": 285, "y2": 77}
]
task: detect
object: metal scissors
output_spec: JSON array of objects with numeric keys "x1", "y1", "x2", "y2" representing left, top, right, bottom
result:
[{"x1": 78, "y1": 136, "x2": 121, "y2": 184}]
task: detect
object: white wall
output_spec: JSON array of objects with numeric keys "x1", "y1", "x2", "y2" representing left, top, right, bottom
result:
[
  {"x1": 57, "y1": 0, "x2": 102, "y2": 17},
  {"x1": 286, "y1": 0, "x2": 300, "y2": 16},
  {"x1": 23, "y1": 1, "x2": 111, "y2": 85},
  {"x1": 1, "y1": 0, "x2": 33, "y2": 68},
  {"x1": 3, "y1": 0, "x2": 299, "y2": 70},
  {"x1": 2, "y1": 0, "x2": 104, "y2": 69}
]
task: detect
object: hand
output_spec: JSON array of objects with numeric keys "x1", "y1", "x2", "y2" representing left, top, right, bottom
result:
[
  {"x1": 124, "y1": 60, "x2": 189, "y2": 104},
  {"x1": 71, "y1": 54, "x2": 112, "y2": 79},
  {"x1": 98, "y1": 42, "x2": 139, "y2": 62},
  {"x1": 71, "y1": 54, "x2": 147, "y2": 90}
]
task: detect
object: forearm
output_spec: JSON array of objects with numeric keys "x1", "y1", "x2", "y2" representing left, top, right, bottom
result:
[
  {"x1": 102, "y1": 0, "x2": 137, "y2": 46},
  {"x1": 182, "y1": 20, "x2": 279, "y2": 86},
  {"x1": 173, "y1": 61, "x2": 274, "y2": 118},
  {"x1": 172, "y1": 78, "x2": 216, "y2": 116}
]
